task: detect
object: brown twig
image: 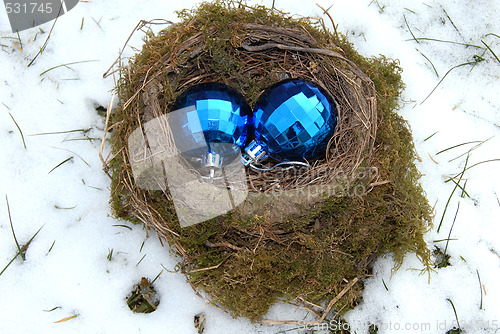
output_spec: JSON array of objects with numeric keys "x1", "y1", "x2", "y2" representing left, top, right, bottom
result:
[
  {"x1": 99, "y1": 93, "x2": 116, "y2": 177},
  {"x1": 103, "y1": 19, "x2": 172, "y2": 79},
  {"x1": 316, "y1": 4, "x2": 338, "y2": 38},
  {"x1": 319, "y1": 277, "x2": 359, "y2": 322}
]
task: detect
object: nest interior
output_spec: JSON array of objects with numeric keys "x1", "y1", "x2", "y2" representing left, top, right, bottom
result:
[{"x1": 107, "y1": 1, "x2": 432, "y2": 321}]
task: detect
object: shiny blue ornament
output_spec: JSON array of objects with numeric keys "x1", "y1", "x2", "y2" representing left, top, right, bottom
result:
[
  {"x1": 172, "y1": 82, "x2": 252, "y2": 170},
  {"x1": 243, "y1": 79, "x2": 337, "y2": 164}
]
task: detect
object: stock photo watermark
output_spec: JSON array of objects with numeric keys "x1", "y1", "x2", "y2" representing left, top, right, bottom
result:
[
  {"x1": 298, "y1": 319, "x2": 500, "y2": 332},
  {"x1": 3, "y1": 0, "x2": 79, "y2": 32},
  {"x1": 127, "y1": 107, "x2": 382, "y2": 227}
]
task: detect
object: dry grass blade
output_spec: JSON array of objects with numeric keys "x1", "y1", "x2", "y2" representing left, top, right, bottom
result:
[
  {"x1": 442, "y1": 8, "x2": 462, "y2": 38},
  {"x1": 186, "y1": 261, "x2": 224, "y2": 274},
  {"x1": 52, "y1": 147, "x2": 90, "y2": 167},
  {"x1": 447, "y1": 299, "x2": 462, "y2": 331},
  {"x1": 448, "y1": 179, "x2": 469, "y2": 198},
  {"x1": 0, "y1": 255, "x2": 18, "y2": 277},
  {"x1": 260, "y1": 319, "x2": 320, "y2": 325},
  {"x1": 486, "y1": 33, "x2": 500, "y2": 40},
  {"x1": 54, "y1": 315, "x2": 78, "y2": 323},
  {"x1": 40, "y1": 59, "x2": 99, "y2": 76},
  {"x1": 419, "y1": 50, "x2": 439, "y2": 77},
  {"x1": 421, "y1": 60, "x2": 481, "y2": 105},
  {"x1": 261, "y1": 277, "x2": 359, "y2": 325},
  {"x1": 439, "y1": 202, "x2": 460, "y2": 268},
  {"x1": 481, "y1": 40, "x2": 500, "y2": 63},
  {"x1": 461, "y1": 158, "x2": 500, "y2": 173},
  {"x1": 424, "y1": 131, "x2": 439, "y2": 142},
  {"x1": 436, "y1": 140, "x2": 482, "y2": 155},
  {"x1": 6, "y1": 195, "x2": 24, "y2": 261},
  {"x1": 476, "y1": 269, "x2": 483, "y2": 310},
  {"x1": 48, "y1": 157, "x2": 73, "y2": 174},
  {"x1": 99, "y1": 93, "x2": 116, "y2": 176},
  {"x1": 8, "y1": 112, "x2": 26, "y2": 149},
  {"x1": 408, "y1": 37, "x2": 484, "y2": 49},
  {"x1": 319, "y1": 277, "x2": 359, "y2": 322},
  {"x1": 0, "y1": 225, "x2": 43, "y2": 277},
  {"x1": 102, "y1": 19, "x2": 172, "y2": 79},
  {"x1": 317, "y1": 3, "x2": 338, "y2": 38},
  {"x1": 438, "y1": 154, "x2": 469, "y2": 233},
  {"x1": 29, "y1": 128, "x2": 91, "y2": 136},
  {"x1": 404, "y1": 13, "x2": 419, "y2": 44},
  {"x1": 27, "y1": 2, "x2": 63, "y2": 67},
  {"x1": 448, "y1": 137, "x2": 492, "y2": 162}
]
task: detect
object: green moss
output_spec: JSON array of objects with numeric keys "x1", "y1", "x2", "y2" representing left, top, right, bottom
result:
[{"x1": 108, "y1": 1, "x2": 432, "y2": 321}]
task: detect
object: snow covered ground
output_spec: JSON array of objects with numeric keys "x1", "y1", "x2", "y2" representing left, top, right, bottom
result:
[{"x1": 1, "y1": 0, "x2": 499, "y2": 333}]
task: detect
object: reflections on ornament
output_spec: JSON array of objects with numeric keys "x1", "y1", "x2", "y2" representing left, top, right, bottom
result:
[
  {"x1": 127, "y1": 106, "x2": 248, "y2": 227},
  {"x1": 243, "y1": 78, "x2": 337, "y2": 166},
  {"x1": 171, "y1": 82, "x2": 252, "y2": 172}
]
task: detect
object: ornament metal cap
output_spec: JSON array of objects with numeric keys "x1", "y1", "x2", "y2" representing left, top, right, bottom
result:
[
  {"x1": 203, "y1": 152, "x2": 223, "y2": 169},
  {"x1": 201, "y1": 152, "x2": 223, "y2": 179},
  {"x1": 242, "y1": 140, "x2": 267, "y2": 166}
]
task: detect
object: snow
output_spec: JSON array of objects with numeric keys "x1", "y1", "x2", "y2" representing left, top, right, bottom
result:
[{"x1": 1, "y1": 0, "x2": 499, "y2": 333}]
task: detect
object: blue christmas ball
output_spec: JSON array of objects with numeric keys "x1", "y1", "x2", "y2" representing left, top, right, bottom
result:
[
  {"x1": 171, "y1": 82, "x2": 252, "y2": 168},
  {"x1": 249, "y1": 79, "x2": 337, "y2": 162}
]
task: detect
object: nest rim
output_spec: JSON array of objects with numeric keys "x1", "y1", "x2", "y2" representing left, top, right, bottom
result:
[{"x1": 102, "y1": 1, "x2": 432, "y2": 323}]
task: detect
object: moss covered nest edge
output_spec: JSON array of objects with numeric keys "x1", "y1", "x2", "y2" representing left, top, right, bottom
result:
[{"x1": 104, "y1": 1, "x2": 433, "y2": 322}]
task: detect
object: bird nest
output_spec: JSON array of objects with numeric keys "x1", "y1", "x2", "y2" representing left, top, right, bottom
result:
[{"x1": 103, "y1": 1, "x2": 432, "y2": 323}]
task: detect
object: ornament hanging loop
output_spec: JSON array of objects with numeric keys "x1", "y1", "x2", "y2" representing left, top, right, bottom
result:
[
  {"x1": 248, "y1": 160, "x2": 311, "y2": 172},
  {"x1": 242, "y1": 140, "x2": 267, "y2": 166}
]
